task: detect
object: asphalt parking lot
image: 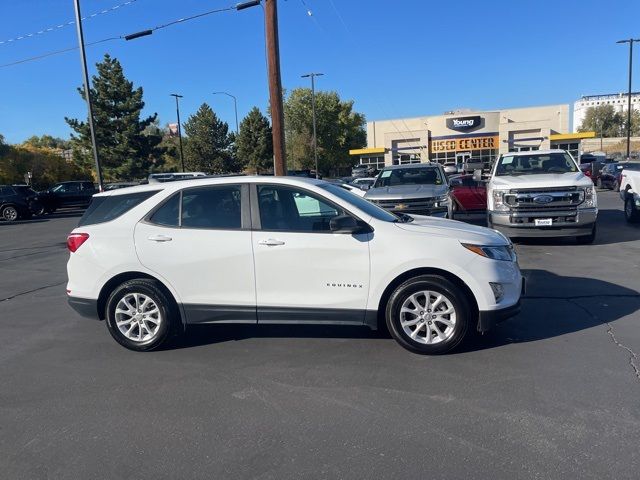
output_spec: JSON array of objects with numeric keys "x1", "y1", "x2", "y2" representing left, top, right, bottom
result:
[{"x1": 1, "y1": 190, "x2": 639, "y2": 480}]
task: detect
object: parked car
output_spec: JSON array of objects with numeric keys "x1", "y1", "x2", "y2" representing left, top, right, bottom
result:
[
  {"x1": 332, "y1": 182, "x2": 367, "y2": 197},
  {"x1": 39, "y1": 181, "x2": 97, "y2": 211},
  {"x1": 619, "y1": 167, "x2": 640, "y2": 223},
  {"x1": 351, "y1": 164, "x2": 376, "y2": 178},
  {"x1": 10, "y1": 184, "x2": 52, "y2": 216},
  {"x1": 350, "y1": 177, "x2": 376, "y2": 191},
  {"x1": 364, "y1": 163, "x2": 451, "y2": 218},
  {"x1": 599, "y1": 162, "x2": 640, "y2": 191},
  {"x1": 487, "y1": 150, "x2": 597, "y2": 243},
  {"x1": 66, "y1": 176, "x2": 523, "y2": 354},
  {"x1": 442, "y1": 162, "x2": 460, "y2": 175},
  {"x1": 579, "y1": 161, "x2": 603, "y2": 185},
  {"x1": 448, "y1": 174, "x2": 487, "y2": 215},
  {"x1": 148, "y1": 172, "x2": 206, "y2": 183},
  {"x1": 0, "y1": 185, "x2": 33, "y2": 221},
  {"x1": 104, "y1": 182, "x2": 139, "y2": 191}
]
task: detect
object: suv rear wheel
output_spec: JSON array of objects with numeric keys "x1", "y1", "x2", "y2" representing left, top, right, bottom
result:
[
  {"x1": 385, "y1": 275, "x2": 471, "y2": 354},
  {"x1": 105, "y1": 279, "x2": 177, "y2": 351}
]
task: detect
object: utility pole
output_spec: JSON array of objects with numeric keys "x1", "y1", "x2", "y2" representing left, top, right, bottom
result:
[
  {"x1": 301, "y1": 73, "x2": 324, "y2": 179},
  {"x1": 264, "y1": 0, "x2": 286, "y2": 175},
  {"x1": 212, "y1": 92, "x2": 239, "y2": 135},
  {"x1": 170, "y1": 93, "x2": 185, "y2": 172},
  {"x1": 617, "y1": 38, "x2": 639, "y2": 160},
  {"x1": 73, "y1": 0, "x2": 103, "y2": 191}
]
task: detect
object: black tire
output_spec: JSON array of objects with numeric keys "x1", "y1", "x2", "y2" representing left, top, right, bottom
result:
[
  {"x1": 105, "y1": 279, "x2": 178, "y2": 351},
  {"x1": 385, "y1": 275, "x2": 472, "y2": 355},
  {"x1": 1, "y1": 205, "x2": 19, "y2": 222},
  {"x1": 625, "y1": 195, "x2": 640, "y2": 223},
  {"x1": 576, "y1": 224, "x2": 597, "y2": 244}
]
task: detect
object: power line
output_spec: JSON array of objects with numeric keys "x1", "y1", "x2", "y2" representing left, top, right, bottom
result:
[
  {"x1": 0, "y1": 4, "x2": 238, "y2": 69},
  {"x1": 0, "y1": 0, "x2": 140, "y2": 46}
]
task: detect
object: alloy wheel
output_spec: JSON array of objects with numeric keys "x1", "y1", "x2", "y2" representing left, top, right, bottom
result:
[
  {"x1": 399, "y1": 290, "x2": 457, "y2": 344},
  {"x1": 114, "y1": 293, "x2": 162, "y2": 342},
  {"x1": 2, "y1": 207, "x2": 18, "y2": 221}
]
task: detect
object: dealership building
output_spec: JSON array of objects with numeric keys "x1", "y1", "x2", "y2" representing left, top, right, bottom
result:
[{"x1": 350, "y1": 104, "x2": 595, "y2": 169}]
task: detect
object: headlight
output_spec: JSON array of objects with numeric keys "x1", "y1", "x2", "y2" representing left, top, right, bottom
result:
[
  {"x1": 461, "y1": 243, "x2": 516, "y2": 261},
  {"x1": 435, "y1": 194, "x2": 450, "y2": 207},
  {"x1": 490, "y1": 189, "x2": 509, "y2": 211},
  {"x1": 580, "y1": 186, "x2": 597, "y2": 209}
]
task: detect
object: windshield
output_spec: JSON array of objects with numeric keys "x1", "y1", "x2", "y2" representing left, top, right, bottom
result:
[
  {"x1": 320, "y1": 184, "x2": 399, "y2": 222},
  {"x1": 495, "y1": 152, "x2": 578, "y2": 176},
  {"x1": 373, "y1": 167, "x2": 444, "y2": 188},
  {"x1": 620, "y1": 163, "x2": 640, "y2": 171}
]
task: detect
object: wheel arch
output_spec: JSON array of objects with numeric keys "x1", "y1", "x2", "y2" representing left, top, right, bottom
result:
[
  {"x1": 97, "y1": 271, "x2": 183, "y2": 325},
  {"x1": 375, "y1": 267, "x2": 479, "y2": 331}
]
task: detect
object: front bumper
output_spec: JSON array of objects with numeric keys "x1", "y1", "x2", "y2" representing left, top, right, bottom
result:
[
  {"x1": 68, "y1": 296, "x2": 100, "y2": 320},
  {"x1": 489, "y1": 208, "x2": 597, "y2": 238},
  {"x1": 478, "y1": 300, "x2": 521, "y2": 332}
]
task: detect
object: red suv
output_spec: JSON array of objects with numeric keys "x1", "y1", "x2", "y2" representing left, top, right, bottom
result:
[{"x1": 448, "y1": 174, "x2": 486, "y2": 215}]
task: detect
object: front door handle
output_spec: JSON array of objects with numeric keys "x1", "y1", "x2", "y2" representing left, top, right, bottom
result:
[
  {"x1": 258, "y1": 239, "x2": 285, "y2": 246},
  {"x1": 148, "y1": 235, "x2": 173, "y2": 242}
]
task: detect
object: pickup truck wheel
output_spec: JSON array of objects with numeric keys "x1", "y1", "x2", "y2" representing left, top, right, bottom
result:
[
  {"x1": 576, "y1": 225, "x2": 597, "y2": 244},
  {"x1": 105, "y1": 279, "x2": 177, "y2": 351},
  {"x1": 386, "y1": 275, "x2": 471, "y2": 355},
  {"x1": 625, "y1": 196, "x2": 640, "y2": 223}
]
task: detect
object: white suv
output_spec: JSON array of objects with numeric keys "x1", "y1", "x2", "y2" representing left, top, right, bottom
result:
[{"x1": 67, "y1": 176, "x2": 523, "y2": 354}]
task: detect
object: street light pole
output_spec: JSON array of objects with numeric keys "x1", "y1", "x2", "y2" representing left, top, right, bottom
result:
[
  {"x1": 212, "y1": 92, "x2": 239, "y2": 135},
  {"x1": 617, "y1": 38, "x2": 639, "y2": 160},
  {"x1": 72, "y1": 0, "x2": 103, "y2": 191},
  {"x1": 170, "y1": 93, "x2": 185, "y2": 172},
  {"x1": 301, "y1": 73, "x2": 323, "y2": 178}
]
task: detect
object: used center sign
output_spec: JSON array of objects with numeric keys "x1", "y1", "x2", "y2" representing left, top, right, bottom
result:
[{"x1": 430, "y1": 135, "x2": 499, "y2": 153}]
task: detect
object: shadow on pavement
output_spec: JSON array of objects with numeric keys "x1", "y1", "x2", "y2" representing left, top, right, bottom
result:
[{"x1": 166, "y1": 269, "x2": 639, "y2": 353}]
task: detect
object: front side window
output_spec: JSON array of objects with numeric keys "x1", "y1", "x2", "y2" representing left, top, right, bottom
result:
[
  {"x1": 181, "y1": 185, "x2": 242, "y2": 229},
  {"x1": 258, "y1": 185, "x2": 343, "y2": 232}
]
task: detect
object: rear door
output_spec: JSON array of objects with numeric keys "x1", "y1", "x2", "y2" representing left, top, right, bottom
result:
[
  {"x1": 251, "y1": 183, "x2": 370, "y2": 324},
  {"x1": 134, "y1": 184, "x2": 257, "y2": 324}
]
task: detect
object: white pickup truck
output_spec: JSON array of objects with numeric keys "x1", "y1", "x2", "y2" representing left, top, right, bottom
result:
[
  {"x1": 486, "y1": 150, "x2": 598, "y2": 243},
  {"x1": 620, "y1": 167, "x2": 640, "y2": 223}
]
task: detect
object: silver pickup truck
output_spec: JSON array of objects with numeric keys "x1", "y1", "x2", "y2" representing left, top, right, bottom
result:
[{"x1": 364, "y1": 163, "x2": 451, "y2": 218}]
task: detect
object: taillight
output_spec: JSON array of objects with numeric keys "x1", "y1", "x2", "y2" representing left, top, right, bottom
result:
[{"x1": 67, "y1": 233, "x2": 89, "y2": 253}]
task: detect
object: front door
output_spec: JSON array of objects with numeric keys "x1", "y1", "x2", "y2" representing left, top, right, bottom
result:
[
  {"x1": 134, "y1": 184, "x2": 256, "y2": 324},
  {"x1": 251, "y1": 184, "x2": 370, "y2": 325},
  {"x1": 455, "y1": 152, "x2": 471, "y2": 171}
]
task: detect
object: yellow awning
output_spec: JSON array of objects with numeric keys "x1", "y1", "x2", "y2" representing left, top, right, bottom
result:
[
  {"x1": 349, "y1": 147, "x2": 386, "y2": 155},
  {"x1": 549, "y1": 132, "x2": 596, "y2": 141}
]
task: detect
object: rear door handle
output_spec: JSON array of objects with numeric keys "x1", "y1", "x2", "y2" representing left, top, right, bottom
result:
[
  {"x1": 258, "y1": 239, "x2": 285, "y2": 246},
  {"x1": 148, "y1": 235, "x2": 173, "y2": 242}
]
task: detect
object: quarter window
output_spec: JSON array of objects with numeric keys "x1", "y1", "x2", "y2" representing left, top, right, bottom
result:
[{"x1": 258, "y1": 185, "x2": 342, "y2": 232}]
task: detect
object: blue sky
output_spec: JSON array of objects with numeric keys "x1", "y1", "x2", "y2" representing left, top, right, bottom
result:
[{"x1": 0, "y1": 0, "x2": 638, "y2": 143}]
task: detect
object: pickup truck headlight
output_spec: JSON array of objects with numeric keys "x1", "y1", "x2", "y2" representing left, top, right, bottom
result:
[
  {"x1": 490, "y1": 189, "x2": 509, "y2": 211},
  {"x1": 462, "y1": 243, "x2": 516, "y2": 262},
  {"x1": 580, "y1": 186, "x2": 597, "y2": 209},
  {"x1": 435, "y1": 194, "x2": 450, "y2": 207}
]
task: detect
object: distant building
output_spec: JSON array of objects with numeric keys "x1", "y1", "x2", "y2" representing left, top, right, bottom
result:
[
  {"x1": 350, "y1": 103, "x2": 595, "y2": 168},
  {"x1": 573, "y1": 92, "x2": 640, "y2": 132},
  {"x1": 168, "y1": 123, "x2": 179, "y2": 136}
]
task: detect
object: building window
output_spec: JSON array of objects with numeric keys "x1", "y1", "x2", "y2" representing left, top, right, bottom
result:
[
  {"x1": 551, "y1": 142, "x2": 579, "y2": 159},
  {"x1": 359, "y1": 155, "x2": 385, "y2": 170}
]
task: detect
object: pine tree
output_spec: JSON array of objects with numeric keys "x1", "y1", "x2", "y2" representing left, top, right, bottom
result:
[
  {"x1": 236, "y1": 107, "x2": 273, "y2": 173},
  {"x1": 65, "y1": 54, "x2": 162, "y2": 181},
  {"x1": 183, "y1": 103, "x2": 234, "y2": 173}
]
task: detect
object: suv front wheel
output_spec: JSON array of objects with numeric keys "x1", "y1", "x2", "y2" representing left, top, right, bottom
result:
[
  {"x1": 386, "y1": 275, "x2": 471, "y2": 354},
  {"x1": 105, "y1": 279, "x2": 177, "y2": 351}
]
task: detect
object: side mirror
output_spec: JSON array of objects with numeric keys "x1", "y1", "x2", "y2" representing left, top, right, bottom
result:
[
  {"x1": 473, "y1": 169, "x2": 482, "y2": 182},
  {"x1": 330, "y1": 214, "x2": 367, "y2": 234}
]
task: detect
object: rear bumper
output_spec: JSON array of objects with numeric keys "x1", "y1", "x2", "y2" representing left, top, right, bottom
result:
[{"x1": 68, "y1": 296, "x2": 100, "y2": 320}]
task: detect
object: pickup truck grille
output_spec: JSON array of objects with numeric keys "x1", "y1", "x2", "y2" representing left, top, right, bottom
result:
[
  {"x1": 504, "y1": 187, "x2": 583, "y2": 210},
  {"x1": 371, "y1": 198, "x2": 435, "y2": 209}
]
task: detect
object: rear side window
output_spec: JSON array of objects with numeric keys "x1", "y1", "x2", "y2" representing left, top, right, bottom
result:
[
  {"x1": 78, "y1": 191, "x2": 159, "y2": 226},
  {"x1": 149, "y1": 193, "x2": 180, "y2": 227}
]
